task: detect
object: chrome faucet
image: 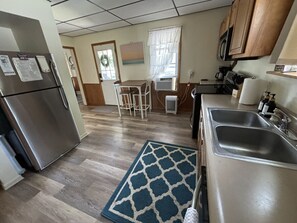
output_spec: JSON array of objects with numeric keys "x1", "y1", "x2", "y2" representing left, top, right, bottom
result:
[
  {"x1": 265, "y1": 108, "x2": 291, "y2": 134},
  {"x1": 262, "y1": 108, "x2": 297, "y2": 141},
  {"x1": 278, "y1": 116, "x2": 291, "y2": 134}
]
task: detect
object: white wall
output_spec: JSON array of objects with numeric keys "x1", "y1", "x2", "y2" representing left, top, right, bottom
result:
[
  {"x1": 0, "y1": 0, "x2": 86, "y2": 138},
  {"x1": 279, "y1": 14, "x2": 297, "y2": 61},
  {"x1": 61, "y1": 36, "x2": 75, "y2": 47},
  {"x1": 234, "y1": 56, "x2": 297, "y2": 113},
  {"x1": 60, "y1": 7, "x2": 230, "y2": 85},
  {"x1": 0, "y1": 27, "x2": 19, "y2": 51}
]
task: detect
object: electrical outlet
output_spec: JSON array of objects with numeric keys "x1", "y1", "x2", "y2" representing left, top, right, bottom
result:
[{"x1": 188, "y1": 69, "x2": 194, "y2": 78}]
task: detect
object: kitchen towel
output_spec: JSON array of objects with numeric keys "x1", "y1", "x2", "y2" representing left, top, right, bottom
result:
[
  {"x1": 239, "y1": 78, "x2": 267, "y2": 105},
  {"x1": 183, "y1": 207, "x2": 199, "y2": 223}
]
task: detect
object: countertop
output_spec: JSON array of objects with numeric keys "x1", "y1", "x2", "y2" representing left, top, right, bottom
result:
[{"x1": 201, "y1": 94, "x2": 297, "y2": 223}]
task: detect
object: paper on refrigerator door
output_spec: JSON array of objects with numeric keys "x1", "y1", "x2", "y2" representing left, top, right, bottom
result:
[
  {"x1": 36, "y1": 55, "x2": 50, "y2": 73},
  {"x1": 12, "y1": 57, "x2": 43, "y2": 82},
  {"x1": 0, "y1": 55, "x2": 16, "y2": 76}
]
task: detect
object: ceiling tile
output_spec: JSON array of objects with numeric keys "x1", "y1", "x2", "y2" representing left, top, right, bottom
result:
[
  {"x1": 177, "y1": 0, "x2": 232, "y2": 15},
  {"x1": 110, "y1": 0, "x2": 174, "y2": 19},
  {"x1": 67, "y1": 12, "x2": 120, "y2": 28},
  {"x1": 63, "y1": 29, "x2": 95, "y2": 37},
  {"x1": 88, "y1": 0, "x2": 140, "y2": 10},
  {"x1": 174, "y1": 0, "x2": 209, "y2": 7},
  {"x1": 56, "y1": 23, "x2": 81, "y2": 33},
  {"x1": 89, "y1": 21, "x2": 130, "y2": 32},
  {"x1": 51, "y1": 0, "x2": 103, "y2": 22},
  {"x1": 127, "y1": 9, "x2": 178, "y2": 25},
  {"x1": 48, "y1": 0, "x2": 66, "y2": 6}
]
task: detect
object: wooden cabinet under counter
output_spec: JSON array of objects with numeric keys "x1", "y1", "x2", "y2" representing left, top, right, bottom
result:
[{"x1": 232, "y1": 0, "x2": 294, "y2": 59}]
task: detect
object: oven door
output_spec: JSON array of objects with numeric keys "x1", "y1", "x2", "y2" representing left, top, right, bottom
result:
[{"x1": 191, "y1": 84, "x2": 223, "y2": 138}]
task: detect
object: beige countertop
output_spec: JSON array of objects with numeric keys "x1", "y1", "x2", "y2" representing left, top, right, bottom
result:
[{"x1": 201, "y1": 94, "x2": 297, "y2": 223}]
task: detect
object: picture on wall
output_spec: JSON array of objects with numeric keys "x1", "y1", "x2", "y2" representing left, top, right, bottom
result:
[{"x1": 120, "y1": 42, "x2": 144, "y2": 65}]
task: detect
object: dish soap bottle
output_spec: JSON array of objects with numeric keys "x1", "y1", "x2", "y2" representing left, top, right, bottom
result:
[
  {"x1": 258, "y1": 91, "x2": 270, "y2": 113},
  {"x1": 262, "y1": 94, "x2": 276, "y2": 118}
]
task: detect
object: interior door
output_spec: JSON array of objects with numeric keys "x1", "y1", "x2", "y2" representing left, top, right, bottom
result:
[{"x1": 92, "y1": 42, "x2": 120, "y2": 105}]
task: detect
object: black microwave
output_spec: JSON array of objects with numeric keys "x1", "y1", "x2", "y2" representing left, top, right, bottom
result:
[{"x1": 217, "y1": 27, "x2": 233, "y2": 61}]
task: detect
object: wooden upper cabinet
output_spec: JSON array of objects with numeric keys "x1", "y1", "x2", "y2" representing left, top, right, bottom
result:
[
  {"x1": 233, "y1": 0, "x2": 294, "y2": 59},
  {"x1": 219, "y1": 16, "x2": 229, "y2": 37},
  {"x1": 229, "y1": 0, "x2": 255, "y2": 55},
  {"x1": 229, "y1": 0, "x2": 239, "y2": 28},
  {"x1": 219, "y1": 10, "x2": 231, "y2": 37}
]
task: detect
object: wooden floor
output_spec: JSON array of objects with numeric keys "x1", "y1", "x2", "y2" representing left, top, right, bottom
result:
[{"x1": 0, "y1": 105, "x2": 196, "y2": 223}]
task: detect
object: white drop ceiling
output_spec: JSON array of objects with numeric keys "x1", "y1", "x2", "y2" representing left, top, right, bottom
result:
[{"x1": 49, "y1": 0, "x2": 232, "y2": 37}]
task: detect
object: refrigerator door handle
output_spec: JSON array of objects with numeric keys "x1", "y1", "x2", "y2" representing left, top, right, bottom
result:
[
  {"x1": 49, "y1": 57, "x2": 69, "y2": 110},
  {"x1": 49, "y1": 58, "x2": 62, "y2": 87},
  {"x1": 58, "y1": 87, "x2": 69, "y2": 110}
]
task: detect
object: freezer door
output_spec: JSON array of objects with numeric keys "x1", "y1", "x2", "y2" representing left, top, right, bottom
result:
[
  {"x1": 0, "y1": 52, "x2": 58, "y2": 96},
  {"x1": 2, "y1": 88, "x2": 80, "y2": 170}
]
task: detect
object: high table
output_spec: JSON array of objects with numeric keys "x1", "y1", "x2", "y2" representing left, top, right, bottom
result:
[{"x1": 116, "y1": 80, "x2": 151, "y2": 119}]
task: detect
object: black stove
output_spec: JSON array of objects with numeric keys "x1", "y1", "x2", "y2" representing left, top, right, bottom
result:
[{"x1": 191, "y1": 71, "x2": 247, "y2": 138}]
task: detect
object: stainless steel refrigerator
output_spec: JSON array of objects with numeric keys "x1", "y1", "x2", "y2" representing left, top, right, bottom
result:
[{"x1": 0, "y1": 51, "x2": 80, "y2": 171}]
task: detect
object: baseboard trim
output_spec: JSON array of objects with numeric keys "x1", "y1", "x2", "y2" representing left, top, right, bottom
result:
[
  {"x1": 1, "y1": 175, "x2": 23, "y2": 190},
  {"x1": 80, "y1": 131, "x2": 89, "y2": 140}
]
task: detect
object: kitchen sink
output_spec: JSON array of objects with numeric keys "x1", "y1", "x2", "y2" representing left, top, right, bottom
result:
[
  {"x1": 209, "y1": 108, "x2": 297, "y2": 169},
  {"x1": 210, "y1": 109, "x2": 270, "y2": 128},
  {"x1": 215, "y1": 126, "x2": 297, "y2": 165}
]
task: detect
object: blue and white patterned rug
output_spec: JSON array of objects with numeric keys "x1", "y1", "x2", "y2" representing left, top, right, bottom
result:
[{"x1": 102, "y1": 140, "x2": 197, "y2": 223}]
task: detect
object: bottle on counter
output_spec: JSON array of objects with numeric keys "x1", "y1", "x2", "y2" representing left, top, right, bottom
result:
[
  {"x1": 262, "y1": 94, "x2": 276, "y2": 118},
  {"x1": 258, "y1": 91, "x2": 270, "y2": 113}
]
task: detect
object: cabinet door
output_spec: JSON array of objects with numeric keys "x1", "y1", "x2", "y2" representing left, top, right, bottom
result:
[
  {"x1": 229, "y1": 0, "x2": 255, "y2": 55},
  {"x1": 229, "y1": 0, "x2": 238, "y2": 28},
  {"x1": 219, "y1": 13, "x2": 230, "y2": 37},
  {"x1": 233, "y1": 0, "x2": 294, "y2": 59}
]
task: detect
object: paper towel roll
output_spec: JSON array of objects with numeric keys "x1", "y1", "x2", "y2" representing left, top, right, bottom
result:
[{"x1": 239, "y1": 78, "x2": 267, "y2": 105}]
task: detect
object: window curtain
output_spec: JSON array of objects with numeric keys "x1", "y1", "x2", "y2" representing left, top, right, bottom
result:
[{"x1": 147, "y1": 26, "x2": 181, "y2": 79}]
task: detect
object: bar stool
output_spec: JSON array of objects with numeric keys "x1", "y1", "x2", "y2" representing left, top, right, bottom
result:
[
  {"x1": 113, "y1": 81, "x2": 135, "y2": 117},
  {"x1": 132, "y1": 81, "x2": 151, "y2": 117}
]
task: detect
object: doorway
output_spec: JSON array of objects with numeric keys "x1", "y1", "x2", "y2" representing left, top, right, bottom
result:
[
  {"x1": 63, "y1": 46, "x2": 85, "y2": 104},
  {"x1": 92, "y1": 41, "x2": 121, "y2": 105}
]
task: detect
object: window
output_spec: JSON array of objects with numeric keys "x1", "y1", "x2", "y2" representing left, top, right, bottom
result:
[
  {"x1": 147, "y1": 27, "x2": 181, "y2": 79},
  {"x1": 97, "y1": 49, "x2": 116, "y2": 80}
]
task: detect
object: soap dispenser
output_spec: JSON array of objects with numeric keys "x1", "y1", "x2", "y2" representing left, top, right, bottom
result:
[
  {"x1": 262, "y1": 94, "x2": 276, "y2": 118},
  {"x1": 258, "y1": 91, "x2": 270, "y2": 113}
]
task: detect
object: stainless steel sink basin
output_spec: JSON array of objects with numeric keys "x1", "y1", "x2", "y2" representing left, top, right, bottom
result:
[
  {"x1": 208, "y1": 108, "x2": 297, "y2": 169},
  {"x1": 215, "y1": 126, "x2": 297, "y2": 165},
  {"x1": 210, "y1": 109, "x2": 270, "y2": 128}
]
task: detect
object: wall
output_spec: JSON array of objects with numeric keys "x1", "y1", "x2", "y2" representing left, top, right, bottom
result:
[
  {"x1": 61, "y1": 36, "x2": 75, "y2": 47},
  {"x1": 234, "y1": 56, "x2": 297, "y2": 113},
  {"x1": 279, "y1": 14, "x2": 297, "y2": 62},
  {"x1": 0, "y1": 0, "x2": 87, "y2": 139},
  {"x1": 61, "y1": 7, "x2": 230, "y2": 86}
]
